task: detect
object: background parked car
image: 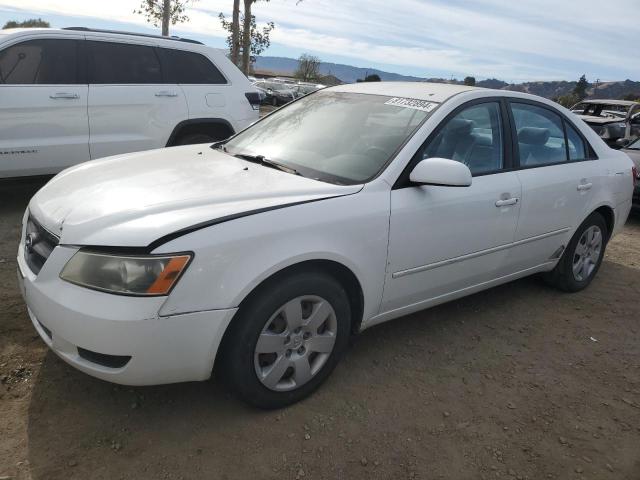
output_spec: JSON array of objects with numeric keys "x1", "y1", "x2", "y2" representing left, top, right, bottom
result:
[
  {"x1": 571, "y1": 99, "x2": 640, "y2": 148},
  {"x1": 0, "y1": 27, "x2": 260, "y2": 178},
  {"x1": 253, "y1": 80, "x2": 297, "y2": 106},
  {"x1": 293, "y1": 82, "x2": 325, "y2": 98},
  {"x1": 621, "y1": 137, "x2": 640, "y2": 208}
]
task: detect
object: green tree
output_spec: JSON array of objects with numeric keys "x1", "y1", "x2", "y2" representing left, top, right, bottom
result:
[
  {"x1": 463, "y1": 76, "x2": 476, "y2": 86},
  {"x1": 219, "y1": 9, "x2": 275, "y2": 74},
  {"x1": 621, "y1": 93, "x2": 640, "y2": 101},
  {"x1": 294, "y1": 54, "x2": 321, "y2": 82},
  {"x1": 573, "y1": 74, "x2": 589, "y2": 100},
  {"x1": 2, "y1": 18, "x2": 50, "y2": 29},
  {"x1": 357, "y1": 73, "x2": 380, "y2": 82},
  {"x1": 134, "y1": 0, "x2": 197, "y2": 36},
  {"x1": 554, "y1": 93, "x2": 580, "y2": 109}
]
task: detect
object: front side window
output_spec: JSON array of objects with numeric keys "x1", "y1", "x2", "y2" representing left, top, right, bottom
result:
[
  {"x1": 223, "y1": 91, "x2": 436, "y2": 184},
  {"x1": 160, "y1": 48, "x2": 226, "y2": 84},
  {"x1": 0, "y1": 39, "x2": 78, "y2": 84},
  {"x1": 88, "y1": 41, "x2": 161, "y2": 84},
  {"x1": 627, "y1": 137, "x2": 640, "y2": 150},
  {"x1": 511, "y1": 103, "x2": 567, "y2": 167},
  {"x1": 421, "y1": 101, "x2": 504, "y2": 175}
]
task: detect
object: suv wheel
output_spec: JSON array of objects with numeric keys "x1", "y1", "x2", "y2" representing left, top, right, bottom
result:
[
  {"x1": 220, "y1": 271, "x2": 351, "y2": 409},
  {"x1": 544, "y1": 212, "x2": 608, "y2": 292},
  {"x1": 176, "y1": 133, "x2": 216, "y2": 145}
]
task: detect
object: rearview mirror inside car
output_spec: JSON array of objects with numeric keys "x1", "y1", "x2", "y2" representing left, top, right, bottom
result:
[{"x1": 409, "y1": 158, "x2": 472, "y2": 187}]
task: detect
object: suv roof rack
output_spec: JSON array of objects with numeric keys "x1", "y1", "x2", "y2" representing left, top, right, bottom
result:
[{"x1": 63, "y1": 27, "x2": 204, "y2": 45}]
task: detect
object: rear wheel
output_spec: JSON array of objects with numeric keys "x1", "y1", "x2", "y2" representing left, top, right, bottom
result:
[
  {"x1": 544, "y1": 212, "x2": 607, "y2": 292},
  {"x1": 220, "y1": 271, "x2": 351, "y2": 409}
]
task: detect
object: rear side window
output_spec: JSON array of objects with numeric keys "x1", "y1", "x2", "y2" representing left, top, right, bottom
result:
[
  {"x1": 511, "y1": 103, "x2": 567, "y2": 167},
  {"x1": 0, "y1": 39, "x2": 78, "y2": 84},
  {"x1": 88, "y1": 41, "x2": 161, "y2": 84},
  {"x1": 565, "y1": 122, "x2": 587, "y2": 161},
  {"x1": 160, "y1": 48, "x2": 226, "y2": 84}
]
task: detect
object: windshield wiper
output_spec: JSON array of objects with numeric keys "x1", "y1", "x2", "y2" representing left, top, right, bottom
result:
[{"x1": 233, "y1": 153, "x2": 300, "y2": 175}]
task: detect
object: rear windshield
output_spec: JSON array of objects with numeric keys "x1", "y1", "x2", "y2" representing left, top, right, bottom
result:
[{"x1": 223, "y1": 91, "x2": 437, "y2": 184}]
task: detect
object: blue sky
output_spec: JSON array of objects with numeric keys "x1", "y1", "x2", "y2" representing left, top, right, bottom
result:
[{"x1": 0, "y1": 0, "x2": 638, "y2": 83}]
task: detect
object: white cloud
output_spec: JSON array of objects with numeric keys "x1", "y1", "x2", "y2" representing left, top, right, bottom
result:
[{"x1": 0, "y1": 0, "x2": 637, "y2": 81}]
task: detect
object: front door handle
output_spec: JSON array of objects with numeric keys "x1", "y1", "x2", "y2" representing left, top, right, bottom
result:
[
  {"x1": 495, "y1": 197, "x2": 518, "y2": 207},
  {"x1": 577, "y1": 182, "x2": 593, "y2": 191},
  {"x1": 49, "y1": 92, "x2": 80, "y2": 99},
  {"x1": 155, "y1": 91, "x2": 179, "y2": 97}
]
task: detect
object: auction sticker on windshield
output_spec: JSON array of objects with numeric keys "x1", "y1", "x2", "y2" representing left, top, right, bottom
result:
[{"x1": 384, "y1": 97, "x2": 439, "y2": 112}]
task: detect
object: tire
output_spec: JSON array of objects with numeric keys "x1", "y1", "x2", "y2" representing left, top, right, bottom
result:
[
  {"x1": 176, "y1": 133, "x2": 215, "y2": 146},
  {"x1": 543, "y1": 212, "x2": 608, "y2": 292},
  {"x1": 220, "y1": 271, "x2": 351, "y2": 409}
]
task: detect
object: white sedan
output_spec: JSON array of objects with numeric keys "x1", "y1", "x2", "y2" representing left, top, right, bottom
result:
[{"x1": 17, "y1": 82, "x2": 635, "y2": 408}]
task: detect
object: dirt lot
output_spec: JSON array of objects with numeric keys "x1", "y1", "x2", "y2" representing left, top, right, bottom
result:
[{"x1": 1, "y1": 177, "x2": 639, "y2": 480}]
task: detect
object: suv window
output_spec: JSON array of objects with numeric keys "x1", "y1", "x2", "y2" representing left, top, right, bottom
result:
[
  {"x1": 160, "y1": 48, "x2": 226, "y2": 84},
  {"x1": 0, "y1": 39, "x2": 78, "y2": 84},
  {"x1": 88, "y1": 41, "x2": 161, "y2": 84},
  {"x1": 511, "y1": 103, "x2": 567, "y2": 167},
  {"x1": 421, "y1": 101, "x2": 504, "y2": 175}
]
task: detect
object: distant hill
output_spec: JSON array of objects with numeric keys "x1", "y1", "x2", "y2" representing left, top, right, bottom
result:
[
  {"x1": 254, "y1": 56, "x2": 423, "y2": 83},
  {"x1": 254, "y1": 55, "x2": 640, "y2": 100}
]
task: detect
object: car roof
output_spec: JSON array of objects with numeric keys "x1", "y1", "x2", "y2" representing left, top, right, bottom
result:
[
  {"x1": 328, "y1": 81, "x2": 479, "y2": 103},
  {"x1": 577, "y1": 99, "x2": 638, "y2": 106},
  {"x1": 0, "y1": 27, "x2": 202, "y2": 45}
]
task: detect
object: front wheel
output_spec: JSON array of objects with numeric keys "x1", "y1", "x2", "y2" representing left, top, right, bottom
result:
[
  {"x1": 544, "y1": 212, "x2": 608, "y2": 292},
  {"x1": 220, "y1": 271, "x2": 351, "y2": 409}
]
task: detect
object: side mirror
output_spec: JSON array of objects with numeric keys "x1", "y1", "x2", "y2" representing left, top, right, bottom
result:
[
  {"x1": 616, "y1": 138, "x2": 631, "y2": 148},
  {"x1": 409, "y1": 158, "x2": 472, "y2": 187}
]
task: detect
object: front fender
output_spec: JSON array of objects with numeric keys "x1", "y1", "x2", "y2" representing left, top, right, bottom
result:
[{"x1": 154, "y1": 183, "x2": 391, "y2": 322}]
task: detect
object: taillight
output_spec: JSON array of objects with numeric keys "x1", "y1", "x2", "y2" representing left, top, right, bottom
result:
[
  {"x1": 633, "y1": 165, "x2": 638, "y2": 187},
  {"x1": 245, "y1": 92, "x2": 261, "y2": 111}
]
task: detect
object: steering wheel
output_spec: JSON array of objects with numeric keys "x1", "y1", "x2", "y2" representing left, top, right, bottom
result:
[{"x1": 364, "y1": 146, "x2": 389, "y2": 160}]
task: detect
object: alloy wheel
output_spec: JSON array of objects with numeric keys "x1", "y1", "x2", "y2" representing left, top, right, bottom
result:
[{"x1": 572, "y1": 225, "x2": 603, "y2": 282}]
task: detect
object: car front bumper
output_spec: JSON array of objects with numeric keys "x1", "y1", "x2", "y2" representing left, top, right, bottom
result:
[{"x1": 17, "y1": 243, "x2": 237, "y2": 386}]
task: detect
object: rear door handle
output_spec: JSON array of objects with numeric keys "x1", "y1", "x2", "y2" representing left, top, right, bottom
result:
[
  {"x1": 155, "y1": 91, "x2": 179, "y2": 97},
  {"x1": 577, "y1": 182, "x2": 593, "y2": 191},
  {"x1": 49, "y1": 92, "x2": 79, "y2": 99},
  {"x1": 495, "y1": 198, "x2": 518, "y2": 207}
]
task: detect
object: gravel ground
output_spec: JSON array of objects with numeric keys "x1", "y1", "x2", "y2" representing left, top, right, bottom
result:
[{"x1": 1, "y1": 177, "x2": 639, "y2": 480}]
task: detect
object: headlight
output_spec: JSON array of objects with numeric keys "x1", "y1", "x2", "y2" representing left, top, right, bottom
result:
[{"x1": 60, "y1": 250, "x2": 192, "y2": 296}]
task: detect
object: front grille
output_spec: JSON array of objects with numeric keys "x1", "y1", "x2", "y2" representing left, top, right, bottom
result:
[{"x1": 24, "y1": 214, "x2": 59, "y2": 275}]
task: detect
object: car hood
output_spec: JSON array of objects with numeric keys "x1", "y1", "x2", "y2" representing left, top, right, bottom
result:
[{"x1": 28, "y1": 145, "x2": 362, "y2": 248}]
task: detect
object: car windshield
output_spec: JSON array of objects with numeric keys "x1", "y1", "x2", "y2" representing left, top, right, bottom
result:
[
  {"x1": 223, "y1": 91, "x2": 437, "y2": 184},
  {"x1": 627, "y1": 137, "x2": 640, "y2": 150}
]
